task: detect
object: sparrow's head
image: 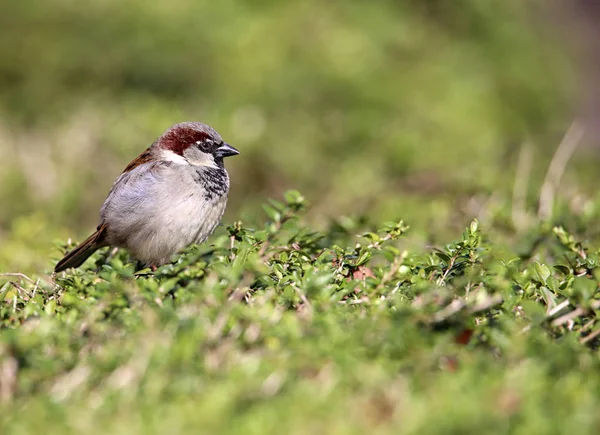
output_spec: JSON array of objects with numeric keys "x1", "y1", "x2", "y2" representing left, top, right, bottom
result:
[{"x1": 157, "y1": 122, "x2": 239, "y2": 168}]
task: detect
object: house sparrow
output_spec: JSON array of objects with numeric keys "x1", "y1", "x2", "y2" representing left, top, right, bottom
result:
[{"x1": 54, "y1": 122, "x2": 239, "y2": 273}]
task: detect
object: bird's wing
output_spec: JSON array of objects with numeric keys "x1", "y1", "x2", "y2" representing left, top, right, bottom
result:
[{"x1": 99, "y1": 160, "x2": 171, "y2": 228}]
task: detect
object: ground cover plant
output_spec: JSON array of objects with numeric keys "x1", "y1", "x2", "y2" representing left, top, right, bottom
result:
[
  {"x1": 2, "y1": 0, "x2": 600, "y2": 433},
  {"x1": 1, "y1": 191, "x2": 600, "y2": 434}
]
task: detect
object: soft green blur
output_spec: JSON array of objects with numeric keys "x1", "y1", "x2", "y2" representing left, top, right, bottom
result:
[
  {"x1": 0, "y1": 0, "x2": 585, "y2": 272},
  {"x1": 4, "y1": 3, "x2": 600, "y2": 433}
]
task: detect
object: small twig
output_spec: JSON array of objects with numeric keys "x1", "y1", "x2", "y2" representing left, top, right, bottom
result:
[
  {"x1": 547, "y1": 299, "x2": 571, "y2": 317},
  {"x1": 292, "y1": 284, "x2": 312, "y2": 316},
  {"x1": 7, "y1": 272, "x2": 62, "y2": 294},
  {"x1": 7, "y1": 282, "x2": 31, "y2": 299},
  {"x1": 580, "y1": 328, "x2": 600, "y2": 345},
  {"x1": 437, "y1": 255, "x2": 457, "y2": 286},
  {"x1": 0, "y1": 273, "x2": 37, "y2": 285},
  {"x1": 519, "y1": 325, "x2": 531, "y2": 334},
  {"x1": 538, "y1": 120, "x2": 585, "y2": 221},
  {"x1": 468, "y1": 294, "x2": 503, "y2": 314},
  {"x1": 227, "y1": 287, "x2": 247, "y2": 302},
  {"x1": 552, "y1": 307, "x2": 586, "y2": 327},
  {"x1": 311, "y1": 248, "x2": 328, "y2": 262},
  {"x1": 257, "y1": 241, "x2": 271, "y2": 258},
  {"x1": 339, "y1": 297, "x2": 369, "y2": 305},
  {"x1": 366, "y1": 234, "x2": 392, "y2": 250},
  {"x1": 376, "y1": 251, "x2": 407, "y2": 291},
  {"x1": 550, "y1": 299, "x2": 600, "y2": 327},
  {"x1": 31, "y1": 279, "x2": 40, "y2": 298},
  {"x1": 432, "y1": 299, "x2": 465, "y2": 323},
  {"x1": 580, "y1": 318, "x2": 596, "y2": 332},
  {"x1": 229, "y1": 236, "x2": 236, "y2": 261}
]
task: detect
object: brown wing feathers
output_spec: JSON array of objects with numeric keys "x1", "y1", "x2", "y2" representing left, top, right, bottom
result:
[{"x1": 54, "y1": 223, "x2": 109, "y2": 272}]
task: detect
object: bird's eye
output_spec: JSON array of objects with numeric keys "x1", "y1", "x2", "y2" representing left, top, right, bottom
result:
[{"x1": 195, "y1": 140, "x2": 212, "y2": 152}]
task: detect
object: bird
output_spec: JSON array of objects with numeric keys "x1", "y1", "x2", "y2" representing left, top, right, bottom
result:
[{"x1": 54, "y1": 122, "x2": 239, "y2": 273}]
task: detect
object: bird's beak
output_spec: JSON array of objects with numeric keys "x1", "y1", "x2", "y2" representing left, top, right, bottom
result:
[{"x1": 216, "y1": 142, "x2": 240, "y2": 158}]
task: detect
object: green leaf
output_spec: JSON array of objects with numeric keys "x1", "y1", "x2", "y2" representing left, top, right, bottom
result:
[
  {"x1": 361, "y1": 232, "x2": 380, "y2": 242},
  {"x1": 262, "y1": 204, "x2": 282, "y2": 222},
  {"x1": 434, "y1": 251, "x2": 451, "y2": 263},
  {"x1": 553, "y1": 265, "x2": 571, "y2": 276},
  {"x1": 533, "y1": 262, "x2": 551, "y2": 286}
]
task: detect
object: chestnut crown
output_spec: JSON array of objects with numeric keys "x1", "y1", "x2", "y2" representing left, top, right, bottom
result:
[{"x1": 157, "y1": 122, "x2": 239, "y2": 160}]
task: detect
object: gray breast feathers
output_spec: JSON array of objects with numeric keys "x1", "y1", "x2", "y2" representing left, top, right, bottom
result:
[{"x1": 98, "y1": 161, "x2": 230, "y2": 264}]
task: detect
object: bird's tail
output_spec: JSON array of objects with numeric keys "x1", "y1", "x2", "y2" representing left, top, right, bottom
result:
[{"x1": 54, "y1": 224, "x2": 109, "y2": 273}]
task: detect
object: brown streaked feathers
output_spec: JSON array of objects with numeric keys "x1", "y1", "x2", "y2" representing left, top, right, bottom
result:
[
  {"x1": 54, "y1": 223, "x2": 109, "y2": 272},
  {"x1": 123, "y1": 149, "x2": 154, "y2": 173}
]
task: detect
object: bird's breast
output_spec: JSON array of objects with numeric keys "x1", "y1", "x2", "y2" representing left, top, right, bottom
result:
[
  {"x1": 191, "y1": 166, "x2": 229, "y2": 201},
  {"x1": 161, "y1": 167, "x2": 229, "y2": 244}
]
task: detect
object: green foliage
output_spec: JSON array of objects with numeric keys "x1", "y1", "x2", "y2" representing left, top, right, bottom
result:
[
  {"x1": 1, "y1": 193, "x2": 600, "y2": 433},
  {"x1": 1, "y1": 1, "x2": 599, "y2": 432}
]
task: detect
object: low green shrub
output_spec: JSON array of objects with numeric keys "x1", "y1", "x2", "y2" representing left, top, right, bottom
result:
[{"x1": 1, "y1": 191, "x2": 599, "y2": 434}]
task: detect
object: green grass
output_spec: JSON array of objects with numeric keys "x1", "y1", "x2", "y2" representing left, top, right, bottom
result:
[{"x1": 1, "y1": 192, "x2": 600, "y2": 434}]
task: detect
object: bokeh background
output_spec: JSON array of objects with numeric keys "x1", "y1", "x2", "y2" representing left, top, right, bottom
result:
[{"x1": 1, "y1": 0, "x2": 597, "y2": 273}]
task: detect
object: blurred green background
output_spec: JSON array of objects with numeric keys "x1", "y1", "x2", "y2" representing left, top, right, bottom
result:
[{"x1": 0, "y1": 0, "x2": 593, "y2": 273}]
